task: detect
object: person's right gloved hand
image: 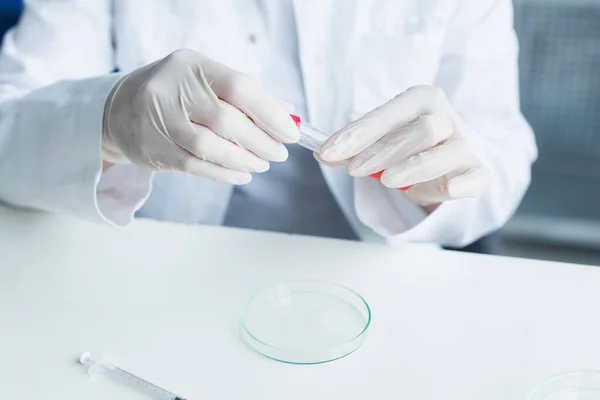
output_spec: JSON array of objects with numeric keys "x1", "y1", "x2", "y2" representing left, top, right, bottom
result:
[{"x1": 102, "y1": 49, "x2": 299, "y2": 184}]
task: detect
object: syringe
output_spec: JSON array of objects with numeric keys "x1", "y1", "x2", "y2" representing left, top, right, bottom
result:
[
  {"x1": 79, "y1": 352, "x2": 188, "y2": 400},
  {"x1": 291, "y1": 114, "x2": 410, "y2": 191}
]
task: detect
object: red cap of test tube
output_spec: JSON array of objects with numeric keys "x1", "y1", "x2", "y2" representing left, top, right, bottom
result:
[{"x1": 291, "y1": 114, "x2": 302, "y2": 129}]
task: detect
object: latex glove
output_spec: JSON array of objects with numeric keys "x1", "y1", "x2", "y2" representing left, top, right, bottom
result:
[
  {"x1": 319, "y1": 86, "x2": 490, "y2": 206},
  {"x1": 102, "y1": 49, "x2": 299, "y2": 184}
]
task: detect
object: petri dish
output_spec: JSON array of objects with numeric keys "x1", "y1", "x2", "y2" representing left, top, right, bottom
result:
[
  {"x1": 241, "y1": 280, "x2": 371, "y2": 364},
  {"x1": 528, "y1": 371, "x2": 600, "y2": 400}
]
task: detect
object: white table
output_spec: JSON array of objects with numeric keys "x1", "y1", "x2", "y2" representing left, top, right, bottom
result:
[{"x1": 1, "y1": 205, "x2": 600, "y2": 400}]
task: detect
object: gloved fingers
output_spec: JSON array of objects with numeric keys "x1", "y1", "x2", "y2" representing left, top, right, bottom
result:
[
  {"x1": 402, "y1": 178, "x2": 454, "y2": 206},
  {"x1": 319, "y1": 85, "x2": 449, "y2": 162},
  {"x1": 181, "y1": 156, "x2": 253, "y2": 185},
  {"x1": 195, "y1": 100, "x2": 289, "y2": 162},
  {"x1": 347, "y1": 114, "x2": 453, "y2": 177},
  {"x1": 145, "y1": 147, "x2": 252, "y2": 185},
  {"x1": 402, "y1": 167, "x2": 490, "y2": 206},
  {"x1": 379, "y1": 139, "x2": 467, "y2": 188},
  {"x1": 279, "y1": 100, "x2": 295, "y2": 114},
  {"x1": 199, "y1": 59, "x2": 299, "y2": 143},
  {"x1": 446, "y1": 167, "x2": 490, "y2": 198},
  {"x1": 175, "y1": 123, "x2": 270, "y2": 173},
  {"x1": 313, "y1": 151, "x2": 347, "y2": 168}
]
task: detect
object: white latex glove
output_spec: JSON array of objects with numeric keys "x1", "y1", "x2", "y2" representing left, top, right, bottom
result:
[
  {"x1": 319, "y1": 86, "x2": 490, "y2": 206},
  {"x1": 102, "y1": 49, "x2": 299, "y2": 184}
]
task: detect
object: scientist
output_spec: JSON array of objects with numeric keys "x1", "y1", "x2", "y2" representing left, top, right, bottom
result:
[{"x1": 0, "y1": 0, "x2": 536, "y2": 246}]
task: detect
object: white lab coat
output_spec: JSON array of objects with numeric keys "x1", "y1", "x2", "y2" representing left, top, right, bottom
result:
[{"x1": 0, "y1": 0, "x2": 536, "y2": 247}]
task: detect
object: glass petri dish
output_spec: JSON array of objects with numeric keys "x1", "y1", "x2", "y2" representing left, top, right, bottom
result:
[
  {"x1": 241, "y1": 280, "x2": 371, "y2": 364},
  {"x1": 528, "y1": 371, "x2": 600, "y2": 400}
]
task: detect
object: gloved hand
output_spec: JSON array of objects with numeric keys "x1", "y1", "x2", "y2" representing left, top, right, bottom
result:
[
  {"x1": 319, "y1": 86, "x2": 490, "y2": 206},
  {"x1": 102, "y1": 49, "x2": 299, "y2": 184}
]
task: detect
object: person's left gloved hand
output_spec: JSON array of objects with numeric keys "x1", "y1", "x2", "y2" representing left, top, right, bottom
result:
[{"x1": 318, "y1": 85, "x2": 490, "y2": 207}]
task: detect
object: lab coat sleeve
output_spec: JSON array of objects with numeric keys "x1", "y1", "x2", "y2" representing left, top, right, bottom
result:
[
  {"x1": 0, "y1": 0, "x2": 153, "y2": 226},
  {"x1": 354, "y1": 0, "x2": 537, "y2": 247}
]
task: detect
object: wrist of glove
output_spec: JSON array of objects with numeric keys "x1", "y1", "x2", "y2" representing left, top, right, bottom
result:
[
  {"x1": 318, "y1": 85, "x2": 490, "y2": 206},
  {"x1": 101, "y1": 75, "x2": 131, "y2": 164},
  {"x1": 101, "y1": 49, "x2": 299, "y2": 184}
]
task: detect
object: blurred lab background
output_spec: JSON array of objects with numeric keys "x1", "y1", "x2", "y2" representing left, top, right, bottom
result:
[
  {"x1": 0, "y1": 0, "x2": 598, "y2": 265},
  {"x1": 504, "y1": 0, "x2": 600, "y2": 265}
]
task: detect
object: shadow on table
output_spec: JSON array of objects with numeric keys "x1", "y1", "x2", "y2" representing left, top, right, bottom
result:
[{"x1": 444, "y1": 232, "x2": 501, "y2": 255}]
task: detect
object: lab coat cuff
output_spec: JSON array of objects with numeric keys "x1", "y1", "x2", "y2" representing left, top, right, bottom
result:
[
  {"x1": 91, "y1": 75, "x2": 154, "y2": 227},
  {"x1": 354, "y1": 177, "x2": 429, "y2": 237},
  {"x1": 387, "y1": 196, "x2": 483, "y2": 246},
  {"x1": 355, "y1": 176, "x2": 486, "y2": 247},
  {"x1": 64, "y1": 73, "x2": 151, "y2": 227},
  {"x1": 96, "y1": 164, "x2": 154, "y2": 227},
  {"x1": 38, "y1": 74, "x2": 124, "y2": 223}
]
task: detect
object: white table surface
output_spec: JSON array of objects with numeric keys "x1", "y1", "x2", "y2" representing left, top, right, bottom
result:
[{"x1": 1, "y1": 205, "x2": 600, "y2": 400}]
